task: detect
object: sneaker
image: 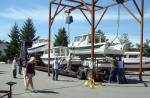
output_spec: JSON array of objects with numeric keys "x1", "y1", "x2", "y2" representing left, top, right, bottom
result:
[
  {"x1": 33, "y1": 90, "x2": 37, "y2": 93},
  {"x1": 31, "y1": 90, "x2": 37, "y2": 93},
  {"x1": 25, "y1": 88, "x2": 28, "y2": 90}
]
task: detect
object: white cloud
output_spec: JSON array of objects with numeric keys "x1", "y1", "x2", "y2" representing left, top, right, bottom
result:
[
  {"x1": 0, "y1": 7, "x2": 49, "y2": 22},
  {"x1": 1, "y1": 6, "x2": 150, "y2": 23}
]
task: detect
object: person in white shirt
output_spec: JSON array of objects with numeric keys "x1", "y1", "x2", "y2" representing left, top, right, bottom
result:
[
  {"x1": 52, "y1": 57, "x2": 61, "y2": 80},
  {"x1": 12, "y1": 57, "x2": 18, "y2": 78},
  {"x1": 118, "y1": 57, "x2": 128, "y2": 84}
]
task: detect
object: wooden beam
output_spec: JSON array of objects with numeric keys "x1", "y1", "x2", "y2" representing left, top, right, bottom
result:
[
  {"x1": 122, "y1": 4, "x2": 141, "y2": 24},
  {"x1": 133, "y1": 0, "x2": 142, "y2": 17},
  {"x1": 52, "y1": 2, "x2": 87, "y2": 11},
  {"x1": 81, "y1": 0, "x2": 92, "y2": 14},
  {"x1": 66, "y1": 0, "x2": 103, "y2": 9},
  {"x1": 95, "y1": 7, "x2": 108, "y2": 30},
  {"x1": 96, "y1": 0, "x2": 129, "y2": 11},
  {"x1": 80, "y1": 9, "x2": 91, "y2": 25}
]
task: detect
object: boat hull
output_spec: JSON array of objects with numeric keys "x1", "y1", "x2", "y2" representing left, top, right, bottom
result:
[
  {"x1": 40, "y1": 55, "x2": 82, "y2": 67},
  {"x1": 69, "y1": 43, "x2": 125, "y2": 58},
  {"x1": 28, "y1": 44, "x2": 48, "y2": 54}
]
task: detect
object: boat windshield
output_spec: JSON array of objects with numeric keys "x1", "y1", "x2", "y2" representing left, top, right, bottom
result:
[
  {"x1": 39, "y1": 39, "x2": 48, "y2": 43},
  {"x1": 43, "y1": 49, "x2": 52, "y2": 54},
  {"x1": 81, "y1": 35, "x2": 86, "y2": 42},
  {"x1": 74, "y1": 36, "x2": 82, "y2": 42},
  {"x1": 33, "y1": 39, "x2": 48, "y2": 44},
  {"x1": 54, "y1": 48, "x2": 60, "y2": 56},
  {"x1": 33, "y1": 40, "x2": 38, "y2": 44},
  {"x1": 54, "y1": 48, "x2": 69, "y2": 56}
]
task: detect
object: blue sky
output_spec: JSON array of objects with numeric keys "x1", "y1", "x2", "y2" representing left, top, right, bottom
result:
[{"x1": 0, "y1": 0, "x2": 150, "y2": 47}]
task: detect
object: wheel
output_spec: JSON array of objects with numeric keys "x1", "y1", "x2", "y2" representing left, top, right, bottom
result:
[{"x1": 77, "y1": 69, "x2": 85, "y2": 80}]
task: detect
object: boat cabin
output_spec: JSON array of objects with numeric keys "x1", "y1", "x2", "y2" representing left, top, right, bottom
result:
[
  {"x1": 72, "y1": 33, "x2": 106, "y2": 46},
  {"x1": 32, "y1": 39, "x2": 48, "y2": 45},
  {"x1": 43, "y1": 46, "x2": 69, "y2": 57}
]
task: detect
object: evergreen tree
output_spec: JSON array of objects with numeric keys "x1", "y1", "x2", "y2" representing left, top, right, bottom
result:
[
  {"x1": 4, "y1": 23, "x2": 20, "y2": 59},
  {"x1": 95, "y1": 29, "x2": 108, "y2": 42},
  {"x1": 119, "y1": 33, "x2": 133, "y2": 51},
  {"x1": 53, "y1": 28, "x2": 69, "y2": 46},
  {"x1": 136, "y1": 39, "x2": 150, "y2": 56},
  {"x1": 20, "y1": 18, "x2": 39, "y2": 42},
  {"x1": 0, "y1": 40, "x2": 2, "y2": 43}
]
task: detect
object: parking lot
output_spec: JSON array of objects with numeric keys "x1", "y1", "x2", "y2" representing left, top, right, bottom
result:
[{"x1": 0, "y1": 64, "x2": 150, "y2": 98}]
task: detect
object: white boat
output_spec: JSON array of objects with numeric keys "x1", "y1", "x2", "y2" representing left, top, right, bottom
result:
[
  {"x1": 40, "y1": 46, "x2": 69, "y2": 66},
  {"x1": 27, "y1": 39, "x2": 53, "y2": 54},
  {"x1": 40, "y1": 46, "x2": 83, "y2": 67},
  {"x1": 68, "y1": 33, "x2": 125, "y2": 58},
  {"x1": 99, "y1": 51, "x2": 150, "y2": 71}
]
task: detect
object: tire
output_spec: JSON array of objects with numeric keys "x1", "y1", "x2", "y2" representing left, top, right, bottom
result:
[{"x1": 77, "y1": 69, "x2": 85, "y2": 80}]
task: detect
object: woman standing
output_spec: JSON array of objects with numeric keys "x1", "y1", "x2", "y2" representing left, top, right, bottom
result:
[{"x1": 25, "y1": 57, "x2": 36, "y2": 91}]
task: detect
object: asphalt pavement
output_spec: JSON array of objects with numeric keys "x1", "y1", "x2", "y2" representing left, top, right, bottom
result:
[{"x1": 0, "y1": 64, "x2": 150, "y2": 98}]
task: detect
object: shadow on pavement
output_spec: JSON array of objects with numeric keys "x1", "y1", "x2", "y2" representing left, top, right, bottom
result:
[
  {"x1": 36, "y1": 90, "x2": 59, "y2": 94},
  {"x1": 12, "y1": 90, "x2": 59, "y2": 97},
  {"x1": 0, "y1": 71, "x2": 7, "y2": 74},
  {"x1": 44, "y1": 81, "x2": 85, "y2": 90},
  {"x1": 56, "y1": 79, "x2": 78, "y2": 82}
]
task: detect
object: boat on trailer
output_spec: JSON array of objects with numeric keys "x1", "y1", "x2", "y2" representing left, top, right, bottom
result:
[
  {"x1": 40, "y1": 46, "x2": 83, "y2": 67},
  {"x1": 27, "y1": 39, "x2": 53, "y2": 54},
  {"x1": 40, "y1": 46, "x2": 69, "y2": 66},
  {"x1": 68, "y1": 33, "x2": 125, "y2": 58}
]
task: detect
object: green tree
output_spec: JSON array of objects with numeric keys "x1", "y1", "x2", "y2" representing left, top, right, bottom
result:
[
  {"x1": 4, "y1": 23, "x2": 20, "y2": 59},
  {"x1": 53, "y1": 28, "x2": 69, "y2": 46},
  {"x1": 95, "y1": 29, "x2": 108, "y2": 42},
  {"x1": 20, "y1": 18, "x2": 39, "y2": 42},
  {"x1": 136, "y1": 39, "x2": 150, "y2": 55},
  {"x1": 143, "y1": 39, "x2": 150, "y2": 53},
  {"x1": 0, "y1": 40, "x2": 2, "y2": 43},
  {"x1": 119, "y1": 33, "x2": 133, "y2": 51}
]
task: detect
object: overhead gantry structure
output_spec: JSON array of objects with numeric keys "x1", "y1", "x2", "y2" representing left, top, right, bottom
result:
[{"x1": 48, "y1": 0, "x2": 144, "y2": 81}]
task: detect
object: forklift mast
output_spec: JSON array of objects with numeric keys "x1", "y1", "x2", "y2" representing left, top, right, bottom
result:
[{"x1": 20, "y1": 41, "x2": 32, "y2": 65}]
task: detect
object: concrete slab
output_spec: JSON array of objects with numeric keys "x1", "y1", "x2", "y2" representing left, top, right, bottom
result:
[{"x1": 0, "y1": 64, "x2": 150, "y2": 98}]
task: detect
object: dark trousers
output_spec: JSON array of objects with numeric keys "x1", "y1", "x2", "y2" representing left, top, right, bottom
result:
[
  {"x1": 109, "y1": 68, "x2": 120, "y2": 83},
  {"x1": 119, "y1": 68, "x2": 127, "y2": 83},
  {"x1": 13, "y1": 69, "x2": 17, "y2": 78},
  {"x1": 19, "y1": 66, "x2": 22, "y2": 74}
]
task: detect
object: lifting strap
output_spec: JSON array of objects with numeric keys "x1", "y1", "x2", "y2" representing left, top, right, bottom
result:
[{"x1": 110, "y1": 4, "x2": 122, "y2": 45}]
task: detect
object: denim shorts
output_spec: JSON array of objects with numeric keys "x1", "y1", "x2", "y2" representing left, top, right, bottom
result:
[{"x1": 27, "y1": 73, "x2": 34, "y2": 78}]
